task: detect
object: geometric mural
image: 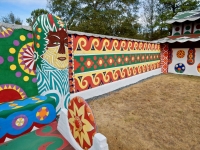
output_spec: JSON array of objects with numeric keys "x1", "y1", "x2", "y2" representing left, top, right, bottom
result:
[
  {"x1": 0, "y1": 28, "x2": 38, "y2": 103},
  {"x1": 174, "y1": 63, "x2": 185, "y2": 73},
  {"x1": 187, "y1": 48, "x2": 195, "y2": 65},
  {"x1": 68, "y1": 96, "x2": 96, "y2": 149},
  {"x1": 72, "y1": 35, "x2": 161, "y2": 92},
  {"x1": 176, "y1": 50, "x2": 185, "y2": 58},
  {"x1": 32, "y1": 14, "x2": 70, "y2": 113},
  {"x1": 168, "y1": 48, "x2": 200, "y2": 76},
  {"x1": 160, "y1": 43, "x2": 169, "y2": 73}
]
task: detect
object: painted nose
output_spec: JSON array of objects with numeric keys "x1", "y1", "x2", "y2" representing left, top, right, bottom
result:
[{"x1": 58, "y1": 41, "x2": 65, "y2": 54}]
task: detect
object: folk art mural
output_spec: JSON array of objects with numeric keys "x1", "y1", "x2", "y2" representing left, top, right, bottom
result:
[
  {"x1": 168, "y1": 48, "x2": 200, "y2": 76},
  {"x1": 0, "y1": 14, "x2": 161, "y2": 145},
  {"x1": 71, "y1": 35, "x2": 161, "y2": 93},
  {"x1": 0, "y1": 24, "x2": 56, "y2": 143},
  {"x1": 32, "y1": 14, "x2": 70, "y2": 113}
]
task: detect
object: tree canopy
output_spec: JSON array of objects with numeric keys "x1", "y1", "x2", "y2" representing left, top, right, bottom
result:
[
  {"x1": 26, "y1": 9, "x2": 49, "y2": 26},
  {"x1": 1, "y1": 12, "x2": 23, "y2": 25},
  {"x1": 47, "y1": 0, "x2": 142, "y2": 38},
  {"x1": 1, "y1": 0, "x2": 199, "y2": 40}
]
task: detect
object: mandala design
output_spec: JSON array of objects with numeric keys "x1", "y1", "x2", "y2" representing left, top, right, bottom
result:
[
  {"x1": 175, "y1": 63, "x2": 185, "y2": 73},
  {"x1": 36, "y1": 107, "x2": 49, "y2": 121},
  {"x1": 197, "y1": 63, "x2": 200, "y2": 73},
  {"x1": 18, "y1": 42, "x2": 37, "y2": 75},
  {"x1": 0, "y1": 26, "x2": 13, "y2": 38},
  {"x1": 176, "y1": 50, "x2": 185, "y2": 58},
  {"x1": 12, "y1": 115, "x2": 28, "y2": 129},
  {"x1": 68, "y1": 96, "x2": 96, "y2": 149}
]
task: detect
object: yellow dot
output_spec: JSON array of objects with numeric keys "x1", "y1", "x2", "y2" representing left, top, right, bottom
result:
[
  {"x1": 87, "y1": 61, "x2": 91, "y2": 66},
  {"x1": 20, "y1": 35, "x2": 26, "y2": 41},
  {"x1": 9, "y1": 48, "x2": 16, "y2": 54},
  {"x1": 23, "y1": 76, "x2": 29, "y2": 82},
  {"x1": 10, "y1": 64, "x2": 16, "y2": 70},
  {"x1": 37, "y1": 35, "x2": 40, "y2": 40},
  {"x1": 99, "y1": 60, "x2": 102, "y2": 65},
  {"x1": 36, "y1": 43, "x2": 40, "y2": 48},
  {"x1": 37, "y1": 28, "x2": 42, "y2": 33}
]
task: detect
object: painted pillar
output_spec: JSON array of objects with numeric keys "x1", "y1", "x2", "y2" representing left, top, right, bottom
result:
[
  {"x1": 160, "y1": 43, "x2": 169, "y2": 74},
  {"x1": 32, "y1": 14, "x2": 70, "y2": 113}
]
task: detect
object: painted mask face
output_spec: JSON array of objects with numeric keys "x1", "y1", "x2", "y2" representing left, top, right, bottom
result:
[{"x1": 43, "y1": 28, "x2": 69, "y2": 69}]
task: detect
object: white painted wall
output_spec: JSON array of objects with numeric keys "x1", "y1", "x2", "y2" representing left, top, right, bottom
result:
[
  {"x1": 70, "y1": 68, "x2": 161, "y2": 100},
  {"x1": 168, "y1": 48, "x2": 200, "y2": 76}
]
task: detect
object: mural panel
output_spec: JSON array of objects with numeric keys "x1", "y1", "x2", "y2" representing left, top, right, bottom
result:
[
  {"x1": 168, "y1": 48, "x2": 200, "y2": 76},
  {"x1": 33, "y1": 14, "x2": 70, "y2": 113},
  {"x1": 0, "y1": 27, "x2": 38, "y2": 103},
  {"x1": 72, "y1": 35, "x2": 161, "y2": 92}
]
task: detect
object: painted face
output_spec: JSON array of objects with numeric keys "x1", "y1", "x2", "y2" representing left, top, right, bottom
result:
[{"x1": 43, "y1": 28, "x2": 69, "y2": 69}]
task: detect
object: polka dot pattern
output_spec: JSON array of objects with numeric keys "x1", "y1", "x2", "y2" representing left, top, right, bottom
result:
[
  {"x1": 8, "y1": 56, "x2": 14, "y2": 62},
  {"x1": 23, "y1": 76, "x2": 29, "y2": 82},
  {"x1": 13, "y1": 40, "x2": 19, "y2": 46},
  {"x1": 20, "y1": 35, "x2": 26, "y2": 41},
  {"x1": 10, "y1": 64, "x2": 16, "y2": 71},
  {"x1": 9, "y1": 48, "x2": 16, "y2": 54},
  {"x1": 0, "y1": 56, "x2": 4, "y2": 64}
]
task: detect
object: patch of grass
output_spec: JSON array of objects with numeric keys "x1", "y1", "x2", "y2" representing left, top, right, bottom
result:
[{"x1": 89, "y1": 74, "x2": 200, "y2": 150}]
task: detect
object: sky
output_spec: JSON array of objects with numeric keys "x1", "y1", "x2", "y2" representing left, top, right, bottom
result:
[{"x1": 0, "y1": 0, "x2": 48, "y2": 25}]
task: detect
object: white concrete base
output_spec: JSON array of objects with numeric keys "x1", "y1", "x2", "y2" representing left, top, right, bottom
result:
[
  {"x1": 90, "y1": 133, "x2": 109, "y2": 150},
  {"x1": 70, "y1": 68, "x2": 161, "y2": 100},
  {"x1": 57, "y1": 109, "x2": 109, "y2": 150}
]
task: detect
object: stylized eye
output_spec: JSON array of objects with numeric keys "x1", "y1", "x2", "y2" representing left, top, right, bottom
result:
[
  {"x1": 53, "y1": 42, "x2": 60, "y2": 45},
  {"x1": 64, "y1": 43, "x2": 68, "y2": 47}
]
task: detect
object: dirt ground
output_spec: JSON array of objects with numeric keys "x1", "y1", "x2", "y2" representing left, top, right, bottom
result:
[{"x1": 89, "y1": 74, "x2": 200, "y2": 150}]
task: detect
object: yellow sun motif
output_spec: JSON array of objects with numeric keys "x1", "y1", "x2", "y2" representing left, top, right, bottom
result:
[
  {"x1": 68, "y1": 102, "x2": 94, "y2": 148},
  {"x1": 0, "y1": 84, "x2": 26, "y2": 99}
]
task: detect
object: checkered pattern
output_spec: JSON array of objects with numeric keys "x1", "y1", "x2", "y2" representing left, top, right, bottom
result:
[{"x1": 160, "y1": 44, "x2": 169, "y2": 73}]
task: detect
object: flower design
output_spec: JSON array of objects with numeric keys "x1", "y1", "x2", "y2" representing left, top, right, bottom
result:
[
  {"x1": 97, "y1": 57, "x2": 104, "y2": 67},
  {"x1": 117, "y1": 57, "x2": 122, "y2": 64},
  {"x1": 12, "y1": 115, "x2": 28, "y2": 129},
  {"x1": 68, "y1": 96, "x2": 96, "y2": 149},
  {"x1": 36, "y1": 107, "x2": 49, "y2": 121},
  {"x1": 84, "y1": 58, "x2": 94, "y2": 68},
  {"x1": 107, "y1": 57, "x2": 114, "y2": 65},
  {"x1": 124, "y1": 56, "x2": 129, "y2": 62}
]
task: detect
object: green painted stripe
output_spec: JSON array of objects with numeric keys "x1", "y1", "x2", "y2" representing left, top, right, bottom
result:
[{"x1": 74, "y1": 53, "x2": 160, "y2": 73}]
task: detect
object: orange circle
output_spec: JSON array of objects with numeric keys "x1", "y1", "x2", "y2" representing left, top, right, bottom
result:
[{"x1": 176, "y1": 50, "x2": 185, "y2": 58}]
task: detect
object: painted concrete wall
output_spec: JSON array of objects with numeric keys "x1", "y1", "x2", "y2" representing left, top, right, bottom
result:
[
  {"x1": 0, "y1": 28, "x2": 38, "y2": 103},
  {"x1": 0, "y1": 23, "x2": 161, "y2": 103},
  {"x1": 168, "y1": 48, "x2": 200, "y2": 76},
  {"x1": 69, "y1": 34, "x2": 161, "y2": 99}
]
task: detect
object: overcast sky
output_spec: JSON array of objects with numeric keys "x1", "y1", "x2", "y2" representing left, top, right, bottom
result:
[{"x1": 0, "y1": 0, "x2": 48, "y2": 25}]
